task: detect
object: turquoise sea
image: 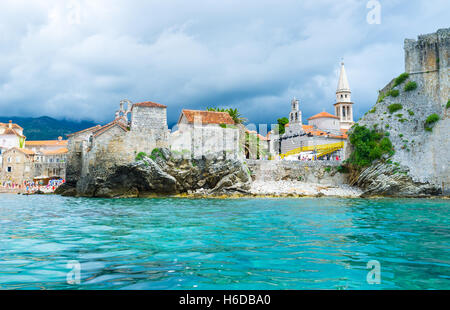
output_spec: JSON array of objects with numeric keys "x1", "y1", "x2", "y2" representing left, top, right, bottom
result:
[{"x1": 0, "y1": 194, "x2": 449, "y2": 290}]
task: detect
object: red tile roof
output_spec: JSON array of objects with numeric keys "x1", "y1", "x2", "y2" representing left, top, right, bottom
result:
[
  {"x1": 3, "y1": 147, "x2": 35, "y2": 156},
  {"x1": 93, "y1": 120, "x2": 129, "y2": 138},
  {"x1": 180, "y1": 110, "x2": 235, "y2": 125},
  {"x1": 307, "y1": 111, "x2": 339, "y2": 120},
  {"x1": 26, "y1": 140, "x2": 68, "y2": 146},
  {"x1": 284, "y1": 123, "x2": 347, "y2": 139},
  {"x1": 67, "y1": 125, "x2": 102, "y2": 137},
  {"x1": 42, "y1": 148, "x2": 68, "y2": 155},
  {"x1": 132, "y1": 101, "x2": 167, "y2": 109},
  {"x1": 0, "y1": 122, "x2": 23, "y2": 130},
  {"x1": 1, "y1": 127, "x2": 25, "y2": 138}
]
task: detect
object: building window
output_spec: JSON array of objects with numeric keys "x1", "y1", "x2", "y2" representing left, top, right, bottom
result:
[
  {"x1": 16, "y1": 157, "x2": 20, "y2": 163},
  {"x1": 7, "y1": 166, "x2": 12, "y2": 172},
  {"x1": 7, "y1": 157, "x2": 11, "y2": 163}
]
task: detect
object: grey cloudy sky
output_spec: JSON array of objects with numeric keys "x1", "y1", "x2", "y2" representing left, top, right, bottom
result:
[{"x1": 0, "y1": 0, "x2": 448, "y2": 126}]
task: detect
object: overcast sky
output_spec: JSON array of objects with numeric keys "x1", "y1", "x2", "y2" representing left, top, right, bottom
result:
[{"x1": 0, "y1": 0, "x2": 448, "y2": 126}]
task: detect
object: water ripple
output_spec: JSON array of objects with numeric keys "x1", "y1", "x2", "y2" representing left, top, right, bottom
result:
[{"x1": 0, "y1": 194, "x2": 449, "y2": 289}]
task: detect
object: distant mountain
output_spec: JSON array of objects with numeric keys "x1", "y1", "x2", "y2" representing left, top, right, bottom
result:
[{"x1": 0, "y1": 116, "x2": 99, "y2": 140}]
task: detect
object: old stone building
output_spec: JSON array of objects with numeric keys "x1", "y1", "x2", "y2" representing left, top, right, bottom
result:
[
  {"x1": 171, "y1": 109, "x2": 239, "y2": 158},
  {"x1": 0, "y1": 121, "x2": 68, "y2": 185},
  {"x1": 0, "y1": 121, "x2": 25, "y2": 155},
  {"x1": 25, "y1": 137, "x2": 68, "y2": 152},
  {"x1": 0, "y1": 146, "x2": 68, "y2": 185},
  {"x1": 0, "y1": 148, "x2": 34, "y2": 185},
  {"x1": 66, "y1": 100, "x2": 170, "y2": 191}
]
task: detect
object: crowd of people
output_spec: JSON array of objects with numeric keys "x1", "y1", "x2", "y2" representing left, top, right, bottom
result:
[{"x1": 0, "y1": 179, "x2": 65, "y2": 193}]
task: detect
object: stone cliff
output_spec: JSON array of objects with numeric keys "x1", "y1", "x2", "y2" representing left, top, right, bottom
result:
[
  {"x1": 351, "y1": 28, "x2": 449, "y2": 197},
  {"x1": 57, "y1": 149, "x2": 251, "y2": 198}
]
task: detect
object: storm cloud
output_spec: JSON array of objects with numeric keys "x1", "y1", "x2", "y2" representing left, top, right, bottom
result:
[{"x1": 0, "y1": 0, "x2": 448, "y2": 126}]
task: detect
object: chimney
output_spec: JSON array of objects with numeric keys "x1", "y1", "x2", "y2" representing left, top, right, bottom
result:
[{"x1": 8, "y1": 120, "x2": 12, "y2": 129}]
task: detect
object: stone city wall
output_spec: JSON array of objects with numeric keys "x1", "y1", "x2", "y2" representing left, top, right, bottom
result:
[
  {"x1": 131, "y1": 106, "x2": 167, "y2": 132},
  {"x1": 171, "y1": 124, "x2": 240, "y2": 159},
  {"x1": 247, "y1": 160, "x2": 348, "y2": 186}
]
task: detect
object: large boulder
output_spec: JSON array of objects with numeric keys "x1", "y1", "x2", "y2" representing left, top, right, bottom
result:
[
  {"x1": 356, "y1": 161, "x2": 441, "y2": 197},
  {"x1": 67, "y1": 149, "x2": 251, "y2": 198}
]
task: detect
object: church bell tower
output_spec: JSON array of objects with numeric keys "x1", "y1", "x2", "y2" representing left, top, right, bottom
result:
[
  {"x1": 287, "y1": 97, "x2": 302, "y2": 134},
  {"x1": 334, "y1": 61, "x2": 354, "y2": 130}
]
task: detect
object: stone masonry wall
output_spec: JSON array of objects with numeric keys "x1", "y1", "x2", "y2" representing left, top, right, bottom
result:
[
  {"x1": 131, "y1": 106, "x2": 167, "y2": 132},
  {"x1": 358, "y1": 28, "x2": 449, "y2": 194},
  {"x1": 171, "y1": 124, "x2": 239, "y2": 159},
  {"x1": 247, "y1": 160, "x2": 348, "y2": 186}
]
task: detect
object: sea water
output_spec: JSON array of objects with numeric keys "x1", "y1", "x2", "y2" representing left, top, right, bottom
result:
[{"x1": 0, "y1": 195, "x2": 448, "y2": 290}]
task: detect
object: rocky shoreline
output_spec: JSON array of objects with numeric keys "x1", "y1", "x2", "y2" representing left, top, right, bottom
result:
[{"x1": 55, "y1": 145, "x2": 449, "y2": 199}]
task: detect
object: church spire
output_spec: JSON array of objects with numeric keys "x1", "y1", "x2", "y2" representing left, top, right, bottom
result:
[
  {"x1": 336, "y1": 61, "x2": 350, "y2": 92},
  {"x1": 335, "y1": 60, "x2": 351, "y2": 103},
  {"x1": 334, "y1": 60, "x2": 354, "y2": 131}
]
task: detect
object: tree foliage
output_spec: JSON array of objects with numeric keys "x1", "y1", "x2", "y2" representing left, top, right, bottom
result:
[
  {"x1": 393, "y1": 72, "x2": 409, "y2": 88},
  {"x1": 277, "y1": 117, "x2": 289, "y2": 135},
  {"x1": 404, "y1": 81, "x2": 417, "y2": 91},
  {"x1": 347, "y1": 125, "x2": 394, "y2": 169},
  {"x1": 207, "y1": 107, "x2": 247, "y2": 124},
  {"x1": 387, "y1": 103, "x2": 403, "y2": 113}
]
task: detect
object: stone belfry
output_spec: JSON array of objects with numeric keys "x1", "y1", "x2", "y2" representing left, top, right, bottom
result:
[
  {"x1": 334, "y1": 61, "x2": 354, "y2": 130},
  {"x1": 287, "y1": 97, "x2": 303, "y2": 134}
]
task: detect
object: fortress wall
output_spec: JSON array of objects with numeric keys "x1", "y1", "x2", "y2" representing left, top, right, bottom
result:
[
  {"x1": 405, "y1": 28, "x2": 449, "y2": 106},
  {"x1": 131, "y1": 106, "x2": 167, "y2": 131},
  {"x1": 171, "y1": 125, "x2": 239, "y2": 159},
  {"x1": 247, "y1": 160, "x2": 347, "y2": 185},
  {"x1": 358, "y1": 28, "x2": 449, "y2": 193}
]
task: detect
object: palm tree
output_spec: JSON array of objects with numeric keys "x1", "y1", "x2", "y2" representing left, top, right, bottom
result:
[
  {"x1": 226, "y1": 108, "x2": 247, "y2": 124},
  {"x1": 206, "y1": 107, "x2": 247, "y2": 124},
  {"x1": 206, "y1": 107, "x2": 226, "y2": 112}
]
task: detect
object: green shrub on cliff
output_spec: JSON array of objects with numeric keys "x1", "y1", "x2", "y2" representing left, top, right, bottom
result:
[
  {"x1": 387, "y1": 89, "x2": 400, "y2": 97},
  {"x1": 347, "y1": 125, "x2": 394, "y2": 169},
  {"x1": 446, "y1": 99, "x2": 450, "y2": 109},
  {"x1": 393, "y1": 73, "x2": 409, "y2": 88},
  {"x1": 425, "y1": 114, "x2": 439, "y2": 124},
  {"x1": 336, "y1": 165, "x2": 349, "y2": 173},
  {"x1": 404, "y1": 81, "x2": 417, "y2": 91},
  {"x1": 150, "y1": 148, "x2": 166, "y2": 161},
  {"x1": 377, "y1": 92, "x2": 386, "y2": 103},
  {"x1": 135, "y1": 152, "x2": 148, "y2": 161},
  {"x1": 424, "y1": 113, "x2": 440, "y2": 132},
  {"x1": 388, "y1": 103, "x2": 402, "y2": 113}
]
